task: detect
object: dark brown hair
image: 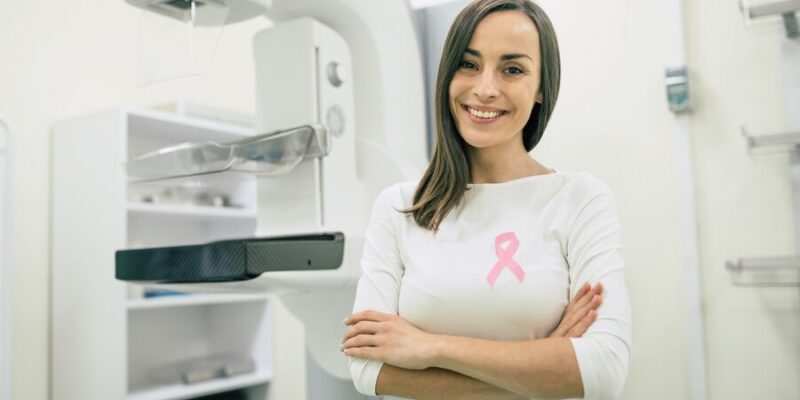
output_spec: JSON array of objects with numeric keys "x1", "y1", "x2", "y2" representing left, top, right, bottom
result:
[{"x1": 405, "y1": 0, "x2": 561, "y2": 231}]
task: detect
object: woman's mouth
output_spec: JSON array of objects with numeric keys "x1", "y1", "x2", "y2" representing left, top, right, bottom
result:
[{"x1": 462, "y1": 105, "x2": 508, "y2": 123}]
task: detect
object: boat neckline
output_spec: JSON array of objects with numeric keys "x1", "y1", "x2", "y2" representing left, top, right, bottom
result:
[{"x1": 466, "y1": 171, "x2": 562, "y2": 188}]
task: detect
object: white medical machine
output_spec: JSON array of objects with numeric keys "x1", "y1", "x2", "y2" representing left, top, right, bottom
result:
[{"x1": 117, "y1": 0, "x2": 428, "y2": 398}]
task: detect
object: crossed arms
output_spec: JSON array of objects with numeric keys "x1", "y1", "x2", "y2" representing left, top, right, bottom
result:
[{"x1": 343, "y1": 283, "x2": 603, "y2": 399}]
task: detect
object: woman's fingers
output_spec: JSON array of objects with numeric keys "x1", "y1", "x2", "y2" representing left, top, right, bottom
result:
[
  {"x1": 341, "y1": 332, "x2": 381, "y2": 350},
  {"x1": 342, "y1": 320, "x2": 382, "y2": 343},
  {"x1": 553, "y1": 283, "x2": 591, "y2": 336},
  {"x1": 344, "y1": 310, "x2": 394, "y2": 326},
  {"x1": 561, "y1": 291, "x2": 602, "y2": 337},
  {"x1": 564, "y1": 282, "x2": 591, "y2": 314},
  {"x1": 581, "y1": 293, "x2": 603, "y2": 315},
  {"x1": 567, "y1": 309, "x2": 598, "y2": 337},
  {"x1": 570, "y1": 282, "x2": 603, "y2": 315},
  {"x1": 550, "y1": 283, "x2": 604, "y2": 338}
]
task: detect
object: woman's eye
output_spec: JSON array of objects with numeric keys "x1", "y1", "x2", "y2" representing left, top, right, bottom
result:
[
  {"x1": 504, "y1": 66, "x2": 524, "y2": 75},
  {"x1": 459, "y1": 61, "x2": 477, "y2": 70}
]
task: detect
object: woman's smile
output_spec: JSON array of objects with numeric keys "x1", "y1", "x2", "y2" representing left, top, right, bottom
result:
[{"x1": 461, "y1": 104, "x2": 510, "y2": 124}]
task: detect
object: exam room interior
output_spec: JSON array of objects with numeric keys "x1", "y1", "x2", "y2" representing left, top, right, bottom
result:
[{"x1": 0, "y1": 0, "x2": 799, "y2": 399}]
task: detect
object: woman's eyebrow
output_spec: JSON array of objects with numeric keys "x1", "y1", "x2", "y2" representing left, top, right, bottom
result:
[
  {"x1": 464, "y1": 48, "x2": 532, "y2": 62},
  {"x1": 500, "y1": 53, "x2": 532, "y2": 62}
]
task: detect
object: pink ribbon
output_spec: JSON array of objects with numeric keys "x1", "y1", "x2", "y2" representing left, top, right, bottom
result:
[{"x1": 486, "y1": 232, "x2": 525, "y2": 288}]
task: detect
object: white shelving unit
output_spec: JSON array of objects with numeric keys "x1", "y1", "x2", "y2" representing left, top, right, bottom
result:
[
  {"x1": 127, "y1": 293, "x2": 270, "y2": 310},
  {"x1": 52, "y1": 107, "x2": 274, "y2": 400},
  {"x1": 128, "y1": 373, "x2": 271, "y2": 400},
  {"x1": 127, "y1": 202, "x2": 257, "y2": 221}
]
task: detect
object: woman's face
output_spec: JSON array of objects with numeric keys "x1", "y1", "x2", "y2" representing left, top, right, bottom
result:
[{"x1": 449, "y1": 10, "x2": 542, "y2": 152}]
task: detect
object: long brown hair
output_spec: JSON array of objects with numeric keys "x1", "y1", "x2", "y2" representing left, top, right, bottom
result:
[{"x1": 405, "y1": 0, "x2": 561, "y2": 231}]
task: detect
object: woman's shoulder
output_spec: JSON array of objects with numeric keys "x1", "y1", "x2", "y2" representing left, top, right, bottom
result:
[{"x1": 560, "y1": 171, "x2": 612, "y2": 192}]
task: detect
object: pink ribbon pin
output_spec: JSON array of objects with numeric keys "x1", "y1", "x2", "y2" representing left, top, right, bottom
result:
[{"x1": 486, "y1": 232, "x2": 525, "y2": 288}]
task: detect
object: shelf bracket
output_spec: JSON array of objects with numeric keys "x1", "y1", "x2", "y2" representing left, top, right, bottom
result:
[
  {"x1": 728, "y1": 127, "x2": 800, "y2": 286},
  {"x1": 783, "y1": 10, "x2": 800, "y2": 38},
  {"x1": 744, "y1": 0, "x2": 800, "y2": 39},
  {"x1": 726, "y1": 256, "x2": 800, "y2": 286}
]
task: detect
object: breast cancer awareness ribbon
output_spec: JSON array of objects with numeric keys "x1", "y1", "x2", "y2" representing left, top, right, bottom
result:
[{"x1": 486, "y1": 232, "x2": 525, "y2": 288}]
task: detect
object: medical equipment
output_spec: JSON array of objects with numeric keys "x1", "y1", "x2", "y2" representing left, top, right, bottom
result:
[{"x1": 116, "y1": 0, "x2": 428, "y2": 398}]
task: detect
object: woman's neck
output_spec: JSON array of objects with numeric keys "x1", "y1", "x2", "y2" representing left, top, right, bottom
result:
[{"x1": 468, "y1": 144, "x2": 551, "y2": 184}]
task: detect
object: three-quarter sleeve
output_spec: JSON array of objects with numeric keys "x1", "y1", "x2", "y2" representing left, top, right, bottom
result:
[
  {"x1": 348, "y1": 187, "x2": 405, "y2": 396},
  {"x1": 566, "y1": 181, "x2": 632, "y2": 400}
]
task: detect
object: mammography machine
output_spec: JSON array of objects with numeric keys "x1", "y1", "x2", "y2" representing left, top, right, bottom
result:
[{"x1": 116, "y1": 0, "x2": 428, "y2": 398}]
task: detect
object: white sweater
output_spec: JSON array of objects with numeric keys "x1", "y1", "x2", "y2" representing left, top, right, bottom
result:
[{"x1": 349, "y1": 172, "x2": 632, "y2": 400}]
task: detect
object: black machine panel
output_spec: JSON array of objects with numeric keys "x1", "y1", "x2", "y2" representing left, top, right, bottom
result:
[{"x1": 116, "y1": 232, "x2": 344, "y2": 283}]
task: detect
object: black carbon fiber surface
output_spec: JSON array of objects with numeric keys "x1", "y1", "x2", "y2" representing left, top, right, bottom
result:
[{"x1": 115, "y1": 232, "x2": 344, "y2": 283}]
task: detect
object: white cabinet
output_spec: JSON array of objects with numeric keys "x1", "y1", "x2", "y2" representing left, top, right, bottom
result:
[{"x1": 52, "y1": 107, "x2": 273, "y2": 400}]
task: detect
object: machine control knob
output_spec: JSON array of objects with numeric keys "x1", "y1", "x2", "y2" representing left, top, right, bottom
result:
[{"x1": 327, "y1": 62, "x2": 347, "y2": 87}]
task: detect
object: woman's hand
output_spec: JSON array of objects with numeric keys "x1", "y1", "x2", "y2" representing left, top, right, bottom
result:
[
  {"x1": 342, "y1": 282, "x2": 602, "y2": 370},
  {"x1": 341, "y1": 310, "x2": 438, "y2": 370},
  {"x1": 549, "y1": 282, "x2": 603, "y2": 338}
]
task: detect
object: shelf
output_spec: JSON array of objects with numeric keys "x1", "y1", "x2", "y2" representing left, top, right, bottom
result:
[
  {"x1": 127, "y1": 293, "x2": 269, "y2": 310},
  {"x1": 128, "y1": 202, "x2": 257, "y2": 221},
  {"x1": 127, "y1": 371, "x2": 271, "y2": 400},
  {"x1": 725, "y1": 256, "x2": 800, "y2": 286}
]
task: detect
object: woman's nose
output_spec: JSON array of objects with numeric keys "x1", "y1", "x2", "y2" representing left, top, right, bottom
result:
[{"x1": 473, "y1": 70, "x2": 500, "y2": 100}]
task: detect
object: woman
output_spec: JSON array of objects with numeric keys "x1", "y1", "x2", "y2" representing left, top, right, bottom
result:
[{"x1": 342, "y1": 1, "x2": 631, "y2": 399}]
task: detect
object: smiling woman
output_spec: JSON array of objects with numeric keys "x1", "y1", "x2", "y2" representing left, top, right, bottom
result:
[
  {"x1": 406, "y1": 0, "x2": 560, "y2": 231},
  {"x1": 345, "y1": 1, "x2": 631, "y2": 399}
]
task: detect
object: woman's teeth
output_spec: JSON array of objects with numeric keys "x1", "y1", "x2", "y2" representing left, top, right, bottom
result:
[{"x1": 467, "y1": 106, "x2": 502, "y2": 119}]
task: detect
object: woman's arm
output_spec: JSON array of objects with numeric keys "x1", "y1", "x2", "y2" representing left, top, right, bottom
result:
[
  {"x1": 344, "y1": 315, "x2": 584, "y2": 398},
  {"x1": 375, "y1": 365, "x2": 528, "y2": 400},
  {"x1": 428, "y1": 336, "x2": 582, "y2": 398},
  {"x1": 345, "y1": 283, "x2": 604, "y2": 398},
  {"x1": 424, "y1": 282, "x2": 607, "y2": 398}
]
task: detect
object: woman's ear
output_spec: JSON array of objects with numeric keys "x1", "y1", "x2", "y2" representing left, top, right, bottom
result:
[{"x1": 535, "y1": 92, "x2": 543, "y2": 104}]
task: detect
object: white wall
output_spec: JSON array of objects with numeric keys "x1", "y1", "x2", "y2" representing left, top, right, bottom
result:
[
  {"x1": 0, "y1": 1, "x2": 268, "y2": 398},
  {"x1": 0, "y1": 118, "x2": 9, "y2": 400},
  {"x1": 536, "y1": 0, "x2": 695, "y2": 397},
  {"x1": 535, "y1": 1, "x2": 799, "y2": 398},
  {"x1": 684, "y1": 2, "x2": 800, "y2": 399}
]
